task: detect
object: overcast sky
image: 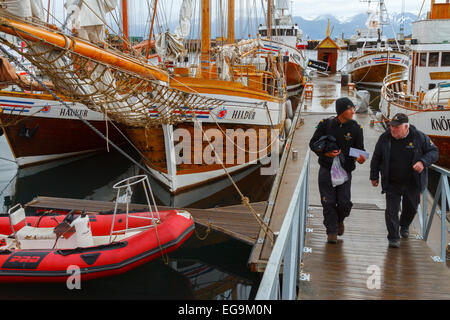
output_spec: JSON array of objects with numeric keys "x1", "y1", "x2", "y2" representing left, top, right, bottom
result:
[
  {"x1": 49, "y1": 0, "x2": 431, "y2": 32},
  {"x1": 290, "y1": 0, "x2": 428, "y2": 19}
]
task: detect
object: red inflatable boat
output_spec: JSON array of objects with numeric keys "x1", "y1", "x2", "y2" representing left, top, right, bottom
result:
[{"x1": 0, "y1": 205, "x2": 194, "y2": 282}]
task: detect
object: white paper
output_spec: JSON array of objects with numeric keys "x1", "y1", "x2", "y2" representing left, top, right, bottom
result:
[{"x1": 349, "y1": 147, "x2": 370, "y2": 159}]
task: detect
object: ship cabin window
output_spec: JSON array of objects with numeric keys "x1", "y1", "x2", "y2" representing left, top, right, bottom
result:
[
  {"x1": 419, "y1": 52, "x2": 427, "y2": 67},
  {"x1": 357, "y1": 41, "x2": 378, "y2": 48},
  {"x1": 442, "y1": 52, "x2": 450, "y2": 66},
  {"x1": 428, "y1": 52, "x2": 439, "y2": 67},
  {"x1": 429, "y1": 83, "x2": 437, "y2": 90},
  {"x1": 260, "y1": 30, "x2": 267, "y2": 37}
]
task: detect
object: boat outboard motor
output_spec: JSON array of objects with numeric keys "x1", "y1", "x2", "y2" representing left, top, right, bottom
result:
[{"x1": 70, "y1": 210, "x2": 94, "y2": 248}]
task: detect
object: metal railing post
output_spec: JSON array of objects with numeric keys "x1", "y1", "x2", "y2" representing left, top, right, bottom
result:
[
  {"x1": 440, "y1": 175, "x2": 449, "y2": 262},
  {"x1": 421, "y1": 165, "x2": 449, "y2": 263},
  {"x1": 256, "y1": 150, "x2": 310, "y2": 300}
]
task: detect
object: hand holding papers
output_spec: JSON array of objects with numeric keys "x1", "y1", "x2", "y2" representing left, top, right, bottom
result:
[{"x1": 350, "y1": 148, "x2": 369, "y2": 164}]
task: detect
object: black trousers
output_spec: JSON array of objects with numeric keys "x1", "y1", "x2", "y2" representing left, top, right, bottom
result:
[
  {"x1": 318, "y1": 166, "x2": 353, "y2": 235},
  {"x1": 384, "y1": 183, "x2": 421, "y2": 240}
]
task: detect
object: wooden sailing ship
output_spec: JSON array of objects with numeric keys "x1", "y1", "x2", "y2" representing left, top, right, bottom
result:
[
  {"x1": 0, "y1": 15, "x2": 125, "y2": 167},
  {"x1": 379, "y1": 0, "x2": 450, "y2": 168},
  {"x1": 0, "y1": 0, "x2": 290, "y2": 193},
  {"x1": 0, "y1": 90, "x2": 126, "y2": 167},
  {"x1": 258, "y1": 0, "x2": 307, "y2": 97},
  {"x1": 127, "y1": 0, "x2": 290, "y2": 193},
  {"x1": 347, "y1": 0, "x2": 409, "y2": 87}
]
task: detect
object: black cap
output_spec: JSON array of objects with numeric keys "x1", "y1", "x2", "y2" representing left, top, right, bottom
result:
[
  {"x1": 390, "y1": 113, "x2": 408, "y2": 127},
  {"x1": 335, "y1": 97, "x2": 355, "y2": 116}
]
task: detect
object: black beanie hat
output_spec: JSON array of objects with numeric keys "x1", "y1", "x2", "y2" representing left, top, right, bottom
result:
[{"x1": 335, "y1": 97, "x2": 355, "y2": 116}]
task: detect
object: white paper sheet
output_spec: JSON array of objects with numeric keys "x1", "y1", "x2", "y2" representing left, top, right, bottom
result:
[{"x1": 349, "y1": 147, "x2": 370, "y2": 159}]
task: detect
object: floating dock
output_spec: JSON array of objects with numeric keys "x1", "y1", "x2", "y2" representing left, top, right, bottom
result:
[
  {"x1": 25, "y1": 196, "x2": 264, "y2": 246},
  {"x1": 251, "y1": 72, "x2": 450, "y2": 299}
]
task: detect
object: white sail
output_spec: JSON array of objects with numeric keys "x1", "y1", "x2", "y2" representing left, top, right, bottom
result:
[
  {"x1": 65, "y1": 0, "x2": 118, "y2": 27},
  {"x1": 0, "y1": 0, "x2": 44, "y2": 20},
  {"x1": 156, "y1": 0, "x2": 193, "y2": 60},
  {"x1": 174, "y1": 0, "x2": 193, "y2": 39}
]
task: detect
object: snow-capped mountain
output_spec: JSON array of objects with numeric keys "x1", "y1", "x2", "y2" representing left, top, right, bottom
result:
[{"x1": 295, "y1": 12, "x2": 421, "y2": 40}]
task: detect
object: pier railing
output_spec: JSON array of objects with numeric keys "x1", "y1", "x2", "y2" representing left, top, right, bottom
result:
[
  {"x1": 418, "y1": 165, "x2": 450, "y2": 263},
  {"x1": 255, "y1": 149, "x2": 311, "y2": 300}
]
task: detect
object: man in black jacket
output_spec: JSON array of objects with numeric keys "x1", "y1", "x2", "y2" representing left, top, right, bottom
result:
[
  {"x1": 370, "y1": 113, "x2": 439, "y2": 248},
  {"x1": 309, "y1": 97, "x2": 366, "y2": 244}
]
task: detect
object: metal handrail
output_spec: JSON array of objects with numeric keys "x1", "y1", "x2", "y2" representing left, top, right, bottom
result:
[
  {"x1": 418, "y1": 164, "x2": 450, "y2": 263},
  {"x1": 255, "y1": 149, "x2": 310, "y2": 300},
  {"x1": 382, "y1": 72, "x2": 450, "y2": 111},
  {"x1": 109, "y1": 175, "x2": 160, "y2": 243}
]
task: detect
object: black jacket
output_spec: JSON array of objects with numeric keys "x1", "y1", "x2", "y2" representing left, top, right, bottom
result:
[
  {"x1": 309, "y1": 117, "x2": 365, "y2": 172},
  {"x1": 370, "y1": 125, "x2": 439, "y2": 193}
]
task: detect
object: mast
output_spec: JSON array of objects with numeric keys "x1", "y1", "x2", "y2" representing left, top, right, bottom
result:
[
  {"x1": 201, "y1": 0, "x2": 211, "y2": 78},
  {"x1": 227, "y1": 0, "x2": 235, "y2": 44},
  {"x1": 122, "y1": 0, "x2": 129, "y2": 50},
  {"x1": 47, "y1": 0, "x2": 51, "y2": 24},
  {"x1": 146, "y1": 0, "x2": 158, "y2": 61},
  {"x1": 267, "y1": 0, "x2": 272, "y2": 39}
]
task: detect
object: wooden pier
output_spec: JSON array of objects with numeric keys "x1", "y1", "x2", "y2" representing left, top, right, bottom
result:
[
  {"x1": 251, "y1": 72, "x2": 450, "y2": 299},
  {"x1": 25, "y1": 196, "x2": 264, "y2": 246}
]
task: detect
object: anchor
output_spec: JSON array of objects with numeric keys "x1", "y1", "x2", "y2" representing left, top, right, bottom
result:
[{"x1": 18, "y1": 123, "x2": 39, "y2": 139}]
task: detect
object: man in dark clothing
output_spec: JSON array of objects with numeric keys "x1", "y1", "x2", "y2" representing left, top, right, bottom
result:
[
  {"x1": 370, "y1": 113, "x2": 439, "y2": 248},
  {"x1": 309, "y1": 97, "x2": 366, "y2": 244}
]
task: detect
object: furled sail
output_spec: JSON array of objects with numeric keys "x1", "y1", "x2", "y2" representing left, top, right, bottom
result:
[
  {"x1": 64, "y1": 0, "x2": 118, "y2": 43},
  {"x1": 211, "y1": 38, "x2": 263, "y2": 81},
  {"x1": 276, "y1": 0, "x2": 290, "y2": 10},
  {"x1": 155, "y1": 0, "x2": 192, "y2": 60},
  {"x1": 0, "y1": 0, "x2": 44, "y2": 21}
]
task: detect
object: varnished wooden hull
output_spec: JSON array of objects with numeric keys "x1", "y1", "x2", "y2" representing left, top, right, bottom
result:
[
  {"x1": 126, "y1": 74, "x2": 287, "y2": 193},
  {"x1": 261, "y1": 39, "x2": 306, "y2": 96},
  {"x1": 0, "y1": 92, "x2": 126, "y2": 167},
  {"x1": 350, "y1": 63, "x2": 407, "y2": 86},
  {"x1": 348, "y1": 51, "x2": 409, "y2": 87},
  {"x1": 428, "y1": 135, "x2": 450, "y2": 169},
  {"x1": 286, "y1": 61, "x2": 304, "y2": 95},
  {"x1": 126, "y1": 122, "x2": 280, "y2": 193}
]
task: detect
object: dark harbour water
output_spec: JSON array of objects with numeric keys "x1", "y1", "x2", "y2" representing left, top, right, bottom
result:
[{"x1": 0, "y1": 136, "x2": 273, "y2": 300}]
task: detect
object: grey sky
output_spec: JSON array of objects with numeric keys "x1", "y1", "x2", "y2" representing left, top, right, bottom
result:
[{"x1": 290, "y1": 0, "x2": 428, "y2": 20}]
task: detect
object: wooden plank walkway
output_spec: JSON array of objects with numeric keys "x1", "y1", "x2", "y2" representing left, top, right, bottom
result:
[
  {"x1": 25, "y1": 196, "x2": 264, "y2": 245},
  {"x1": 299, "y1": 206, "x2": 450, "y2": 299},
  {"x1": 294, "y1": 75, "x2": 450, "y2": 299},
  {"x1": 250, "y1": 71, "x2": 449, "y2": 298},
  {"x1": 249, "y1": 73, "x2": 360, "y2": 272}
]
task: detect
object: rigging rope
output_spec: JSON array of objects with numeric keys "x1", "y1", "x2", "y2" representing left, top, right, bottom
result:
[{"x1": 0, "y1": 42, "x2": 157, "y2": 178}]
